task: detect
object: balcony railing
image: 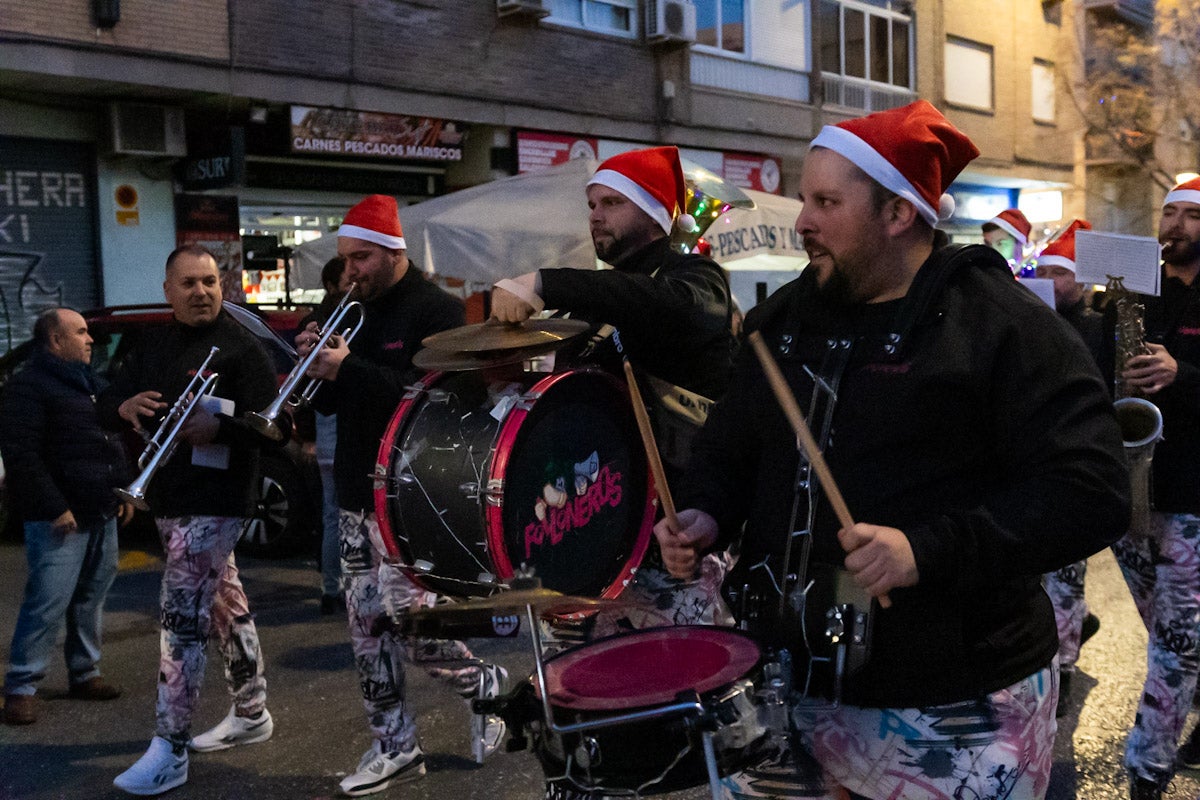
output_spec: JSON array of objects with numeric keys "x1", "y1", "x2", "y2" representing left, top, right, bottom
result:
[
  {"x1": 821, "y1": 73, "x2": 916, "y2": 113},
  {"x1": 690, "y1": 52, "x2": 811, "y2": 103}
]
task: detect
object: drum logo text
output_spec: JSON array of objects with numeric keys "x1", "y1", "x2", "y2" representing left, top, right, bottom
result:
[{"x1": 524, "y1": 464, "x2": 623, "y2": 558}]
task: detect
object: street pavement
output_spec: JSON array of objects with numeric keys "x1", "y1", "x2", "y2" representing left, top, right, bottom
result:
[{"x1": 1, "y1": 536, "x2": 1199, "y2": 800}]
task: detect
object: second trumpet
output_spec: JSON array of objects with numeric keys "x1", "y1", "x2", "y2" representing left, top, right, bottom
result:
[{"x1": 247, "y1": 285, "x2": 364, "y2": 441}]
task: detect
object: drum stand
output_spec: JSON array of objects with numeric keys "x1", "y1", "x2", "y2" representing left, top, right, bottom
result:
[{"x1": 519, "y1": 603, "x2": 727, "y2": 800}]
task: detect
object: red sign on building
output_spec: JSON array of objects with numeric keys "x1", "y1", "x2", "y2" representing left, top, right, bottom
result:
[{"x1": 517, "y1": 131, "x2": 599, "y2": 173}]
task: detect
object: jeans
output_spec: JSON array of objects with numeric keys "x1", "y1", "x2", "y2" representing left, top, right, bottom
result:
[
  {"x1": 316, "y1": 412, "x2": 341, "y2": 596},
  {"x1": 4, "y1": 516, "x2": 119, "y2": 695}
]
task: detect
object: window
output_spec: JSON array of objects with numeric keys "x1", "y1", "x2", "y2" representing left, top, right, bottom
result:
[
  {"x1": 819, "y1": 0, "x2": 914, "y2": 111},
  {"x1": 944, "y1": 37, "x2": 993, "y2": 112},
  {"x1": 695, "y1": 0, "x2": 746, "y2": 54},
  {"x1": 545, "y1": 0, "x2": 637, "y2": 36},
  {"x1": 1032, "y1": 59, "x2": 1056, "y2": 123}
]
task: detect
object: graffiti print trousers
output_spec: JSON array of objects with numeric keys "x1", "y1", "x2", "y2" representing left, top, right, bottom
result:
[
  {"x1": 1043, "y1": 559, "x2": 1089, "y2": 673},
  {"x1": 721, "y1": 665, "x2": 1057, "y2": 800},
  {"x1": 155, "y1": 516, "x2": 266, "y2": 745},
  {"x1": 1112, "y1": 511, "x2": 1200, "y2": 786},
  {"x1": 339, "y1": 509, "x2": 487, "y2": 753}
]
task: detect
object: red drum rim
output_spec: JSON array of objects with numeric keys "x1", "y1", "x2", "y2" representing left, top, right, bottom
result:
[
  {"x1": 485, "y1": 369, "x2": 654, "y2": 599},
  {"x1": 374, "y1": 371, "x2": 443, "y2": 565},
  {"x1": 540, "y1": 626, "x2": 760, "y2": 711}
]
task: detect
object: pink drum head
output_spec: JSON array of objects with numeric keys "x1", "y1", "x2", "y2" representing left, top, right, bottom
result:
[{"x1": 542, "y1": 627, "x2": 760, "y2": 711}]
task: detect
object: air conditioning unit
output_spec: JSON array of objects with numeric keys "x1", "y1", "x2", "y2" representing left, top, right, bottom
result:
[
  {"x1": 108, "y1": 103, "x2": 186, "y2": 157},
  {"x1": 647, "y1": 0, "x2": 697, "y2": 45},
  {"x1": 497, "y1": 0, "x2": 549, "y2": 19}
]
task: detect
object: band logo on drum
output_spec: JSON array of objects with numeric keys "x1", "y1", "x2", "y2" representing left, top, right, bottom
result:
[{"x1": 524, "y1": 450, "x2": 623, "y2": 560}]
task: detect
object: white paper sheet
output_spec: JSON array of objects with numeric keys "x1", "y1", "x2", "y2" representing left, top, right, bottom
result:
[{"x1": 1074, "y1": 230, "x2": 1161, "y2": 295}]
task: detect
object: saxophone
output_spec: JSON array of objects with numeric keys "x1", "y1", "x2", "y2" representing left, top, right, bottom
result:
[{"x1": 1108, "y1": 275, "x2": 1163, "y2": 537}]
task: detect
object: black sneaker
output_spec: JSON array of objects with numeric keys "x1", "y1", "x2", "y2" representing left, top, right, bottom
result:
[
  {"x1": 1056, "y1": 671, "x2": 1072, "y2": 718},
  {"x1": 1080, "y1": 613, "x2": 1101, "y2": 647},
  {"x1": 1130, "y1": 775, "x2": 1163, "y2": 800},
  {"x1": 1178, "y1": 722, "x2": 1200, "y2": 769}
]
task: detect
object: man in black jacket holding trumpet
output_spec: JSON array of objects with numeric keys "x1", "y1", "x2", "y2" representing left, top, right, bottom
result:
[{"x1": 100, "y1": 244, "x2": 280, "y2": 796}]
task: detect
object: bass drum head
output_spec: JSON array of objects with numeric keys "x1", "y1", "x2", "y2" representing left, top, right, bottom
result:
[{"x1": 487, "y1": 369, "x2": 653, "y2": 599}]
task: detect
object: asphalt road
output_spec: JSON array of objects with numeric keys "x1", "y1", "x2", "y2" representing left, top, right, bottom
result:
[{"x1": 1, "y1": 538, "x2": 1198, "y2": 800}]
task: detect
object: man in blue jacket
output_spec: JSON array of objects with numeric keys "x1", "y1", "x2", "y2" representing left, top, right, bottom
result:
[{"x1": 0, "y1": 308, "x2": 133, "y2": 725}]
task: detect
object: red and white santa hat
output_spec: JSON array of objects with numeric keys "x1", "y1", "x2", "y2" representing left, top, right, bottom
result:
[
  {"x1": 1036, "y1": 219, "x2": 1092, "y2": 273},
  {"x1": 810, "y1": 100, "x2": 980, "y2": 227},
  {"x1": 587, "y1": 146, "x2": 695, "y2": 235},
  {"x1": 337, "y1": 194, "x2": 406, "y2": 250},
  {"x1": 985, "y1": 208, "x2": 1032, "y2": 247},
  {"x1": 1164, "y1": 176, "x2": 1200, "y2": 207}
]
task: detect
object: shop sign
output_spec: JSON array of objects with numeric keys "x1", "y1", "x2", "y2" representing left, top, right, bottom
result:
[
  {"x1": 517, "y1": 131, "x2": 598, "y2": 173},
  {"x1": 178, "y1": 127, "x2": 245, "y2": 191},
  {"x1": 174, "y1": 194, "x2": 244, "y2": 302},
  {"x1": 722, "y1": 152, "x2": 782, "y2": 194},
  {"x1": 290, "y1": 106, "x2": 467, "y2": 162}
]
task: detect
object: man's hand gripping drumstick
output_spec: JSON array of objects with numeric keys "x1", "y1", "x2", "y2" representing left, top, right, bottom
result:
[{"x1": 747, "y1": 332, "x2": 909, "y2": 609}]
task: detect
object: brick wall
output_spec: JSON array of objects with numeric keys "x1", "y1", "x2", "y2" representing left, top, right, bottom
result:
[{"x1": 0, "y1": 0, "x2": 229, "y2": 61}]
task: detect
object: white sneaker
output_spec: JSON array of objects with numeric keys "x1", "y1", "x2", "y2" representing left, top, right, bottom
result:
[
  {"x1": 113, "y1": 737, "x2": 188, "y2": 796},
  {"x1": 338, "y1": 742, "x2": 426, "y2": 796},
  {"x1": 469, "y1": 664, "x2": 508, "y2": 764},
  {"x1": 188, "y1": 705, "x2": 274, "y2": 752}
]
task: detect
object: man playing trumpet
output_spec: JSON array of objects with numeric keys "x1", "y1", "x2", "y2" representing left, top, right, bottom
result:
[{"x1": 100, "y1": 245, "x2": 282, "y2": 796}]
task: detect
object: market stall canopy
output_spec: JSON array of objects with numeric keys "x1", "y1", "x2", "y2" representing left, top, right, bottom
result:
[{"x1": 291, "y1": 156, "x2": 807, "y2": 292}]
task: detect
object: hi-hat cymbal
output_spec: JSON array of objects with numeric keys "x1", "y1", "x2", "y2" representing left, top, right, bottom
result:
[
  {"x1": 421, "y1": 318, "x2": 590, "y2": 354},
  {"x1": 409, "y1": 587, "x2": 619, "y2": 619},
  {"x1": 412, "y1": 338, "x2": 564, "y2": 372}
]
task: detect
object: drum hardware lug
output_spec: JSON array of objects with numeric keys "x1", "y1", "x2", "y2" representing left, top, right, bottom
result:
[
  {"x1": 484, "y1": 479, "x2": 505, "y2": 506},
  {"x1": 411, "y1": 559, "x2": 436, "y2": 574},
  {"x1": 825, "y1": 604, "x2": 848, "y2": 644},
  {"x1": 460, "y1": 481, "x2": 481, "y2": 500},
  {"x1": 574, "y1": 736, "x2": 601, "y2": 769},
  {"x1": 476, "y1": 571, "x2": 499, "y2": 587},
  {"x1": 426, "y1": 389, "x2": 451, "y2": 405}
]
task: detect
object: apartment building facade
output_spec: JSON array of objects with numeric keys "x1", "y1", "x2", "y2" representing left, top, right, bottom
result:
[{"x1": 0, "y1": 0, "x2": 1094, "y2": 350}]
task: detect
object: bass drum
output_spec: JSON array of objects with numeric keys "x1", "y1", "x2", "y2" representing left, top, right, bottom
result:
[{"x1": 374, "y1": 366, "x2": 654, "y2": 599}]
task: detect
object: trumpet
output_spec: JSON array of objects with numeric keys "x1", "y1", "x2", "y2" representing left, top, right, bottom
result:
[
  {"x1": 247, "y1": 285, "x2": 364, "y2": 441},
  {"x1": 115, "y1": 346, "x2": 221, "y2": 511}
]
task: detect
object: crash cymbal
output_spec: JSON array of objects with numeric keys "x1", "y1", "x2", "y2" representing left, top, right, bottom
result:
[
  {"x1": 421, "y1": 318, "x2": 590, "y2": 354},
  {"x1": 412, "y1": 338, "x2": 564, "y2": 372}
]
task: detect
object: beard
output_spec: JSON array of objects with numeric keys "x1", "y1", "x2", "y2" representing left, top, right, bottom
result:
[
  {"x1": 811, "y1": 263, "x2": 857, "y2": 307},
  {"x1": 1161, "y1": 236, "x2": 1200, "y2": 266}
]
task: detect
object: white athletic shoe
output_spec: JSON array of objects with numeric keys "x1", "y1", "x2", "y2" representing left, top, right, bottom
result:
[
  {"x1": 113, "y1": 737, "x2": 188, "y2": 796},
  {"x1": 188, "y1": 705, "x2": 274, "y2": 752},
  {"x1": 470, "y1": 663, "x2": 508, "y2": 764},
  {"x1": 339, "y1": 742, "x2": 426, "y2": 796}
]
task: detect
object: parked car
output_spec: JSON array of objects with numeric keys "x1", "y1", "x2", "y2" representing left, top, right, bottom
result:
[{"x1": 0, "y1": 303, "x2": 322, "y2": 559}]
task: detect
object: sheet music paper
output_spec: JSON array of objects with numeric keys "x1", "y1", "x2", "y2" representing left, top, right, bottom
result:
[
  {"x1": 1017, "y1": 277, "x2": 1056, "y2": 309},
  {"x1": 1074, "y1": 230, "x2": 1162, "y2": 296},
  {"x1": 191, "y1": 395, "x2": 234, "y2": 470}
]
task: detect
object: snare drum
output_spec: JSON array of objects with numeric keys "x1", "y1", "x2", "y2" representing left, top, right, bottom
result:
[
  {"x1": 534, "y1": 626, "x2": 770, "y2": 795},
  {"x1": 374, "y1": 366, "x2": 654, "y2": 599}
]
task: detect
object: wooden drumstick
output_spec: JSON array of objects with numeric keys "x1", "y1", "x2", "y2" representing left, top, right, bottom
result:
[
  {"x1": 747, "y1": 332, "x2": 891, "y2": 610},
  {"x1": 622, "y1": 358, "x2": 679, "y2": 531}
]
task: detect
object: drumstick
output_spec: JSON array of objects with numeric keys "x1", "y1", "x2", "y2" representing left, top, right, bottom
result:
[
  {"x1": 622, "y1": 358, "x2": 679, "y2": 531},
  {"x1": 747, "y1": 332, "x2": 891, "y2": 610}
]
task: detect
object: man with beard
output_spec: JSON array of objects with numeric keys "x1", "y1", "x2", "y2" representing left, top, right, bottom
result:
[
  {"x1": 490, "y1": 145, "x2": 736, "y2": 636},
  {"x1": 298, "y1": 195, "x2": 507, "y2": 796},
  {"x1": 1107, "y1": 176, "x2": 1200, "y2": 799},
  {"x1": 656, "y1": 101, "x2": 1129, "y2": 800},
  {"x1": 103, "y1": 245, "x2": 281, "y2": 796}
]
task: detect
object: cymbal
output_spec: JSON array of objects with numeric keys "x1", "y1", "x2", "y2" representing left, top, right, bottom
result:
[
  {"x1": 407, "y1": 587, "x2": 620, "y2": 619},
  {"x1": 421, "y1": 318, "x2": 590, "y2": 354},
  {"x1": 412, "y1": 338, "x2": 563, "y2": 372}
]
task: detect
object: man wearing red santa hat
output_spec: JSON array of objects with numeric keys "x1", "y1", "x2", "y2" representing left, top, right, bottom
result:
[
  {"x1": 658, "y1": 100, "x2": 1129, "y2": 799},
  {"x1": 298, "y1": 194, "x2": 507, "y2": 796},
  {"x1": 982, "y1": 207, "x2": 1032, "y2": 269},
  {"x1": 1108, "y1": 175, "x2": 1200, "y2": 799},
  {"x1": 491, "y1": 146, "x2": 737, "y2": 636}
]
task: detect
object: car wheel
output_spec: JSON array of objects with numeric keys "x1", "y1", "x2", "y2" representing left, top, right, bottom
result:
[{"x1": 238, "y1": 452, "x2": 312, "y2": 559}]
